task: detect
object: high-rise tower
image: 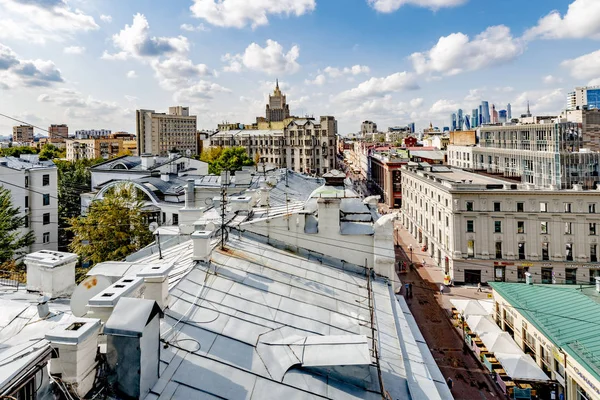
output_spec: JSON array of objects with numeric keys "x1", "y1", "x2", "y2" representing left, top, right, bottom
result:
[{"x1": 265, "y1": 79, "x2": 290, "y2": 122}]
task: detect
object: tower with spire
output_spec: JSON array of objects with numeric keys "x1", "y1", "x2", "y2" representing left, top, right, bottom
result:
[{"x1": 265, "y1": 79, "x2": 290, "y2": 122}]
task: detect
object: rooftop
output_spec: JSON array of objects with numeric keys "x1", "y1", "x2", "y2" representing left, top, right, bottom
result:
[
  {"x1": 489, "y1": 282, "x2": 600, "y2": 383},
  {"x1": 0, "y1": 155, "x2": 55, "y2": 171}
]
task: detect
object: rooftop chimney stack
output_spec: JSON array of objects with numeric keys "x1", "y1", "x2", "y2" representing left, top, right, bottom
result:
[
  {"x1": 191, "y1": 230, "x2": 213, "y2": 261},
  {"x1": 140, "y1": 153, "x2": 154, "y2": 170},
  {"x1": 24, "y1": 250, "x2": 78, "y2": 299},
  {"x1": 136, "y1": 263, "x2": 175, "y2": 310}
]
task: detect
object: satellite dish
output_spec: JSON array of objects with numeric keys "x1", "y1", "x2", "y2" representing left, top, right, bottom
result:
[
  {"x1": 149, "y1": 222, "x2": 159, "y2": 233},
  {"x1": 206, "y1": 222, "x2": 216, "y2": 232},
  {"x1": 204, "y1": 197, "x2": 214, "y2": 206},
  {"x1": 185, "y1": 149, "x2": 192, "y2": 157},
  {"x1": 70, "y1": 275, "x2": 112, "y2": 317}
]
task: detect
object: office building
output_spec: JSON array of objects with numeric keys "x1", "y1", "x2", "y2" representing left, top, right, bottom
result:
[
  {"x1": 401, "y1": 164, "x2": 600, "y2": 284},
  {"x1": 48, "y1": 124, "x2": 68, "y2": 143},
  {"x1": 472, "y1": 109, "x2": 479, "y2": 128},
  {"x1": 451, "y1": 113, "x2": 457, "y2": 131},
  {"x1": 498, "y1": 110, "x2": 507, "y2": 123},
  {"x1": 447, "y1": 121, "x2": 600, "y2": 189},
  {"x1": 265, "y1": 79, "x2": 290, "y2": 122},
  {"x1": 492, "y1": 105, "x2": 498, "y2": 124},
  {"x1": 464, "y1": 115, "x2": 471, "y2": 130},
  {"x1": 408, "y1": 122, "x2": 416, "y2": 134},
  {"x1": 506, "y1": 103, "x2": 512, "y2": 120},
  {"x1": 12, "y1": 125, "x2": 34, "y2": 142},
  {"x1": 0, "y1": 154, "x2": 58, "y2": 253},
  {"x1": 457, "y1": 109, "x2": 464, "y2": 131},
  {"x1": 136, "y1": 106, "x2": 198, "y2": 156},
  {"x1": 481, "y1": 101, "x2": 491, "y2": 124},
  {"x1": 361, "y1": 120, "x2": 378, "y2": 137},
  {"x1": 567, "y1": 86, "x2": 600, "y2": 110}
]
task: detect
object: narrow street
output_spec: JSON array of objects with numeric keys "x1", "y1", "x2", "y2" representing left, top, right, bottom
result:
[{"x1": 395, "y1": 228, "x2": 505, "y2": 400}]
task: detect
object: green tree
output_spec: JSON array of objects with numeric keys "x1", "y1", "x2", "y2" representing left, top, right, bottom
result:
[
  {"x1": 68, "y1": 183, "x2": 154, "y2": 266},
  {"x1": 0, "y1": 146, "x2": 37, "y2": 158},
  {"x1": 0, "y1": 187, "x2": 35, "y2": 264},
  {"x1": 38, "y1": 144, "x2": 65, "y2": 160}
]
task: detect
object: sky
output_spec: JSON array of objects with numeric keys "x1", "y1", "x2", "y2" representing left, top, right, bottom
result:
[{"x1": 0, "y1": 0, "x2": 599, "y2": 136}]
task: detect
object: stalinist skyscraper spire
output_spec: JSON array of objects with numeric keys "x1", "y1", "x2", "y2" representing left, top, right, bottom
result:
[{"x1": 265, "y1": 79, "x2": 290, "y2": 122}]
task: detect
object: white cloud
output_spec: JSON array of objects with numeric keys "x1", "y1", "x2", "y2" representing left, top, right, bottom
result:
[
  {"x1": 590, "y1": 78, "x2": 600, "y2": 86},
  {"x1": 151, "y1": 57, "x2": 212, "y2": 90},
  {"x1": 561, "y1": 50, "x2": 600, "y2": 80},
  {"x1": 524, "y1": 0, "x2": 600, "y2": 40},
  {"x1": 36, "y1": 89, "x2": 123, "y2": 122},
  {"x1": 127, "y1": 70, "x2": 137, "y2": 79},
  {"x1": 464, "y1": 88, "x2": 485, "y2": 102},
  {"x1": 512, "y1": 88, "x2": 565, "y2": 114},
  {"x1": 336, "y1": 71, "x2": 419, "y2": 102},
  {"x1": 324, "y1": 65, "x2": 370, "y2": 78},
  {"x1": 190, "y1": 0, "x2": 315, "y2": 29},
  {"x1": 100, "y1": 14, "x2": 112, "y2": 23},
  {"x1": 410, "y1": 25, "x2": 524, "y2": 76},
  {"x1": 410, "y1": 97, "x2": 424, "y2": 108},
  {"x1": 429, "y1": 99, "x2": 461, "y2": 114},
  {"x1": 223, "y1": 40, "x2": 300, "y2": 75},
  {"x1": 180, "y1": 23, "x2": 209, "y2": 32},
  {"x1": 63, "y1": 46, "x2": 85, "y2": 54},
  {"x1": 103, "y1": 13, "x2": 189, "y2": 60},
  {"x1": 542, "y1": 75, "x2": 562, "y2": 84},
  {"x1": 173, "y1": 81, "x2": 230, "y2": 103},
  {"x1": 0, "y1": 0, "x2": 98, "y2": 43},
  {"x1": 367, "y1": 0, "x2": 467, "y2": 12},
  {"x1": 305, "y1": 74, "x2": 326, "y2": 85},
  {"x1": 0, "y1": 42, "x2": 63, "y2": 88}
]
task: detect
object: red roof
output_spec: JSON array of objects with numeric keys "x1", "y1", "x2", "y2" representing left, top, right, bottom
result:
[{"x1": 406, "y1": 146, "x2": 437, "y2": 151}]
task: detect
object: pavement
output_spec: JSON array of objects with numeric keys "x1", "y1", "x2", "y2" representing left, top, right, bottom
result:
[{"x1": 394, "y1": 221, "x2": 506, "y2": 400}]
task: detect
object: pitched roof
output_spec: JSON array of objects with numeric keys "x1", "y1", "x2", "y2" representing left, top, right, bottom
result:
[{"x1": 489, "y1": 282, "x2": 600, "y2": 382}]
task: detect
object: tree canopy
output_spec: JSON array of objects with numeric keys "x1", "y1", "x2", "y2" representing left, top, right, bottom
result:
[
  {"x1": 200, "y1": 146, "x2": 254, "y2": 175},
  {"x1": 0, "y1": 187, "x2": 35, "y2": 264},
  {"x1": 38, "y1": 143, "x2": 65, "y2": 160},
  {"x1": 0, "y1": 146, "x2": 37, "y2": 158},
  {"x1": 68, "y1": 183, "x2": 154, "y2": 266}
]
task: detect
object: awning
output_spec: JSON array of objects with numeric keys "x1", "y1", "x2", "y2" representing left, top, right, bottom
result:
[
  {"x1": 450, "y1": 299, "x2": 492, "y2": 317},
  {"x1": 494, "y1": 353, "x2": 550, "y2": 382},
  {"x1": 479, "y1": 331, "x2": 522, "y2": 353},
  {"x1": 465, "y1": 315, "x2": 498, "y2": 334}
]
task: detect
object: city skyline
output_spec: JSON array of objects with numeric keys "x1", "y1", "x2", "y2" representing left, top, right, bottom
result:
[{"x1": 0, "y1": 0, "x2": 598, "y2": 135}]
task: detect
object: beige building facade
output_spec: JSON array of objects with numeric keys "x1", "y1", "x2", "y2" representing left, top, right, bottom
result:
[
  {"x1": 401, "y1": 164, "x2": 600, "y2": 284},
  {"x1": 48, "y1": 124, "x2": 68, "y2": 143},
  {"x1": 66, "y1": 138, "x2": 125, "y2": 161},
  {"x1": 13, "y1": 125, "x2": 34, "y2": 142},
  {"x1": 136, "y1": 106, "x2": 197, "y2": 156}
]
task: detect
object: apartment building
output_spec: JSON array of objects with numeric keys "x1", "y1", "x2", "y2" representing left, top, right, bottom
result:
[
  {"x1": 0, "y1": 155, "x2": 58, "y2": 253},
  {"x1": 65, "y1": 138, "x2": 125, "y2": 161},
  {"x1": 448, "y1": 122, "x2": 600, "y2": 189},
  {"x1": 12, "y1": 125, "x2": 33, "y2": 142},
  {"x1": 75, "y1": 129, "x2": 111, "y2": 139},
  {"x1": 48, "y1": 124, "x2": 68, "y2": 143},
  {"x1": 401, "y1": 164, "x2": 600, "y2": 285},
  {"x1": 136, "y1": 106, "x2": 198, "y2": 156},
  {"x1": 210, "y1": 116, "x2": 338, "y2": 175}
]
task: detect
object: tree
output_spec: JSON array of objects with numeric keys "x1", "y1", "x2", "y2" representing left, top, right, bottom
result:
[
  {"x1": 38, "y1": 144, "x2": 65, "y2": 160},
  {"x1": 0, "y1": 146, "x2": 37, "y2": 158},
  {"x1": 68, "y1": 183, "x2": 154, "y2": 266},
  {"x1": 200, "y1": 146, "x2": 254, "y2": 175},
  {"x1": 0, "y1": 187, "x2": 35, "y2": 264}
]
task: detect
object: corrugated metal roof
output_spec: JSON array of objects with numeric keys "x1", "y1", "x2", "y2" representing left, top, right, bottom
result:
[{"x1": 490, "y1": 282, "x2": 600, "y2": 383}]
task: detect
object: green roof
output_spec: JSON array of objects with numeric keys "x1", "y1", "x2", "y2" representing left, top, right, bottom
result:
[{"x1": 489, "y1": 282, "x2": 600, "y2": 383}]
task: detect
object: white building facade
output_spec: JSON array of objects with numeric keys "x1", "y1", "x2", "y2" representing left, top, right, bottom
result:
[
  {"x1": 75, "y1": 129, "x2": 112, "y2": 139},
  {"x1": 401, "y1": 165, "x2": 600, "y2": 285},
  {"x1": 0, "y1": 155, "x2": 58, "y2": 253}
]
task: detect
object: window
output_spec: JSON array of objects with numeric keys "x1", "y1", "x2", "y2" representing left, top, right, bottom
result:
[
  {"x1": 446, "y1": 216, "x2": 449, "y2": 227},
  {"x1": 517, "y1": 202, "x2": 524, "y2": 212},
  {"x1": 518, "y1": 242, "x2": 526, "y2": 260},
  {"x1": 43, "y1": 232, "x2": 50, "y2": 244},
  {"x1": 565, "y1": 222, "x2": 572, "y2": 235},
  {"x1": 541, "y1": 221, "x2": 548, "y2": 234},
  {"x1": 466, "y1": 201, "x2": 474, "y2": 211},
  {"x1": 43, "y1": 213, "x2": 50, "y2": 225},
  {"x1": 43, "y1": 194, "x2": 50, "y2": 206},
  {"x1": 589, "y1": 203, "x2": 596, "y2": 214},
  {"x1": 564, "y1": 203, "x2": 572, "y2": 213},
  {"x1": 42, "y1": 174, "x2": 50, "y2": 186},
  {"x1": 494, "y1": 221, "x2": 502, "y2": 233},
  {"x1": 172, "y1": 214, "x2": 179, "y2": 225},
  {"x1": 542, "y1": 242, "x2": 549, "y2": 261},
  {"x1": 24, "y1": 176, "x2": 28, "y2": 188},
  {"x1": 467, "y1": 240, "x2": 475, "y2": 258},
  {"x1": 540, "y1": 202, "x2": 548, "y2": 212},
  {"x1": 466, "y1": 220, "x2": 474, "y2": 232},
  {"x1": 590, "y1": 269, "x2": 600, "y2": 285},
  {"x1": 541, "y1": 267, "x2": 553, "y2": 284},
  {"x1": 566, "y1": 243, "x2": 573, "y2": 261},
  {"x1": 591, "y1": 244, "x2": 597, "y2": 263},
  {"x1": 565, "y1": 268, "x2": 577, "y2": 284},
  {"x1": 495, "y1": 242, "x2": 502, "y2": 259},
  {"x1": 493, "y1": 202, "x2": 501, "y2": 212},
  {"x1": 591, "y1": 223, "x2": 597, "y2": 236},
  {"x1": 24, "y1": 216, "x2": 28, "y2": 228},
  {"x1": 517, "y1": 266, "x2": 529, "y2": 283},
  {"x1": 24, "y1": 196, "x2": 28, "y2": 208},
  {"x1": 517, "y1": 221, "x2": 525, "y2": 234}
]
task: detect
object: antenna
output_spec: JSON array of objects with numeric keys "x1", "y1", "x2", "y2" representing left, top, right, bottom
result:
[
  {"x1": 220, "y1": 169, "x2": 228, "y2": 250},
  {"x1": 149, "y1": 222, "x2": 162, "y2": 259},
  {"x1": 70, "y1": 275, "x2": 112, "y2": 317}
]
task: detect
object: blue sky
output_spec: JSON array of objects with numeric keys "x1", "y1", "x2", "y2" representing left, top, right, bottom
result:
[{"x1": 0, "y1": 0, "x2": 599, "y2": 136}]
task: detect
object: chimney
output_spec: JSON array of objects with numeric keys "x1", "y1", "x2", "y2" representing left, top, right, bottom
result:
[
  {"x1": 185, "y1": 179, "x2": 195, "y2": 208},
  {"x1": 229, "y1": 196, "x2": 253, "y2": 214},
  {"x1": 221, "y1": 170, "x2": 231, "y2": 185},
  {"x1": 258, "y1": 182, "x2": 269, "y2": 207},
  {"x1": 37, "y1": 295, "x2": 50, "y2": 318},
  {"x1": 234, "y1": 170, "x2": 251, "y2": 185},
  {"x1": 191, "y1": 230, "x2": 213, "y2": 261},
  {"x1": 136, "y1": 263, "x2": 175, "y2": 310},
  {"x1": 24, "y1": 250, "x2": 77, "y2": 299},
  {"x1": 86, "y1": 277, "x2": 145, "y2": 322},
  {"x1": 45, "y1": 318, "x2": 101, "y2": 398},
  {"x1": 104, "y1": 298, "x2": 162, "y2": 400},
  {"x1": 140, "y1": 153, "x2": 154, "y2": 170},
  {"x1": 316, "y1": 197, "x2": 341, "y2": 235},
  {"x1": 160, "y1": 172, "x2": 170, "y2": 182}
]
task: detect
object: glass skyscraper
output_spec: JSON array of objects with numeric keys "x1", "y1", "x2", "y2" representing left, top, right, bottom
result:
[
  {"x1": 457, "y1": 109, "x2": 464, "y2": 131},
  {"x1": 481, "y1": 101, "x2": 490, "y2": 124},
  {"x1": 472, "y1": 109, "x2": 479, "y2": 128},
  {"x1": 506, "y1": 103, "x2": 512, "y2": 120},
  {"x1": 587, "y1": 89, "x2": 600, "y2": 109},
  {"x1": 498, "y1": 110, "x2": 507, "y2": 123},
  {"x1": 451, "y1": 113, "x2": 457, "y2": 131}
]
